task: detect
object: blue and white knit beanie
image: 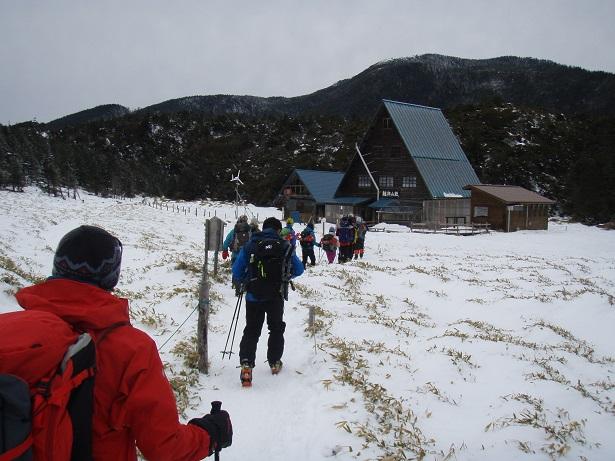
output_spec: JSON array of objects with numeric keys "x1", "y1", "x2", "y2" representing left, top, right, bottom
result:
[{"x1": 52, "y1": 225, "x2": 122, "y2": 290}]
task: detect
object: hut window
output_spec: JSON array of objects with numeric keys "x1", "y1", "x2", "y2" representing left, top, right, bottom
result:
[
  {"x1": 474, "y1": 206, "x2": 488, "y2": 217},
  {"x1": 378, "y1": 176, "x2": 394, "y2": 188},
  {"x1": 287, "y1": 184, "x2": 306, "y2": 195},
  {"x1": 402, "y1": 176, "x2": 416, "y2": 188},
  {"x1": 383, "y1": 117, "x2": 392, "y2": 129},
  {"x1": 358, "y1": 175, "x2": 371, "y2": 188}
]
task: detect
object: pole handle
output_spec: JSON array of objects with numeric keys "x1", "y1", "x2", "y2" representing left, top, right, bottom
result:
[
  {"x1": 211, "y1": 400, "x2": 222, "y2": 414},
  {"x1": 210, "y1": 401, "x2": 223, "y2": 461}
]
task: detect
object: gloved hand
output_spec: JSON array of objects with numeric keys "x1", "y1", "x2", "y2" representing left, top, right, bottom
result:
[
  {"x1": 189, "y1": 410, "x2": 233, "y2": 455},
  {"x1": 222, "y1": 250, "x2": 229, "y2": 260}
]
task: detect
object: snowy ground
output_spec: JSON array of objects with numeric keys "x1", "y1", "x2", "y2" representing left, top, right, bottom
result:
[{"x1": 1, "y1": 187, "x2": 614, "y2": 461}]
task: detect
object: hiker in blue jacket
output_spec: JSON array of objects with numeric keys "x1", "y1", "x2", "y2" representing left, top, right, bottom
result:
[
  {"x1": 298, "y1": 222, "x2": 319, "y2": 268},
  {"x1": 232, "y1": 217, "x2": 304, "y2": 386}
]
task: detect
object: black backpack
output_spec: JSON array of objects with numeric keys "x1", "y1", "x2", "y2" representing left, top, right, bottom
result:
[
  {"x1": 233, "y1": 222, "x2": 251, "y2": 252},
  {"x1": 248, "y1": 238, "x2": 292, "y2": 300}
]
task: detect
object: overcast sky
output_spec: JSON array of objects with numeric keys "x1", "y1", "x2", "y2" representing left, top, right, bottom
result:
[{"x1": 1, "y1": 0, "x2": 614, "y2": 124}]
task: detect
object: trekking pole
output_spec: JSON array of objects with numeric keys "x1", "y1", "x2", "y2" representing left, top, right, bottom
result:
[
  {"x1": 227, "y1": 290, "x2": 244, "y2": 359},
  {"x1": 210, "y1": 401, "x2": 222, "y2": 461},
  {"x1": 221, "y1": 291, "x2": 243, "y2": 359}
]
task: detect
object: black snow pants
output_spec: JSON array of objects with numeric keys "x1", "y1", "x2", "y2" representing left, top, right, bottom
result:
[
  {"x1": 239, "y1": 296, "x2": 285, "y2": 367},
  {"x1": 301, "y1": 247, "x2": 316, "y2": 268}
]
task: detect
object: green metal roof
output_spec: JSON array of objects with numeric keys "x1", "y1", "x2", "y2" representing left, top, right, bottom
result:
[
  {"x1": 293, "y1": 169, "x2": 344, "y2": 203},
  {"x1": 383, "y1": 99, "x2": 480, "y2": 198},
  {"x1": 413, "y1": 158, "x2": 474, "y2": 198}
]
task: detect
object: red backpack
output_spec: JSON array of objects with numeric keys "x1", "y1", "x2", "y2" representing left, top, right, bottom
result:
[{"x1": 0, "y1": 310, "x2": 97, "y2": 461}]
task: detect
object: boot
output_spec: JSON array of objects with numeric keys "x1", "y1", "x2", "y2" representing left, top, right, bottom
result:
[
  {"x1": 240, "y1": 360, "x2": 253, "y2": 387},
  {"x1": 269, "y1": 360, "x2": 283, "y2": 375}
]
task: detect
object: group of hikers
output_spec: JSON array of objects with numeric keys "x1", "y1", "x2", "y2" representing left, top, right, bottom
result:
[
  {"x1": 223, "y1": 214, "x2": 369, "y2": 268},
  {"x1": 0, "y1": 213, "x2": 369, "y2": 460},
  {"x1": 219, "y1": 213, "x2": 368, "y2": 389},
  {"x1": 328, "y1": 214, "x2": 369, "y2": 264}
]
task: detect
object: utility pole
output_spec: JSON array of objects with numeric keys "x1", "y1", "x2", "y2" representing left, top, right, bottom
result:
[{"x1": 230, "y1": 171, "x2": 244, "y2": 220}]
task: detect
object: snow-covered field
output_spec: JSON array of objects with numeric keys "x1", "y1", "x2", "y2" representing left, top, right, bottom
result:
[{"x1": 1, "y1": 188, "x2": 614, "y2": 461}]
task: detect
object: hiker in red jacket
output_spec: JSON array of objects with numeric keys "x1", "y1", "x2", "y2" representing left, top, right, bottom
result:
[{"x1": 14, "y1": 225, "x2": 232, "y2": 461}]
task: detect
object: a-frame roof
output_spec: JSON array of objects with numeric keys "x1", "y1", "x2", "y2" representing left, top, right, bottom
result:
[
  {"x1": 293, "y1": 169, "x2": 344, "y2": 203},
  {"x1": 382, "y1": 99, "x2": 480, "y2": 198}
]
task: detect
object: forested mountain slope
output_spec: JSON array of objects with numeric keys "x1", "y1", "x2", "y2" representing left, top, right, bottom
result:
[{"x1": 2, "y1": 54, "x2": 614, "y2": 223}]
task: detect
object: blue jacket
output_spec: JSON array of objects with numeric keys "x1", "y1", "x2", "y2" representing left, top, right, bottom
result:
[
  {"x1": 223, "y1": 229, "x2": 235, "y2": 252},
  {"x1": 232, "y1": 228, "x2": 304, "y2": 302},
  {"x1": 299, "y1": 225, "x2": 319, "y2": 250}
]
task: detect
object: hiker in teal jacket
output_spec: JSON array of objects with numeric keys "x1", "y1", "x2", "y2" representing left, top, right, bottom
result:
[{"x1": 222, "y1": 215, "x2": 250, "y2": 264}]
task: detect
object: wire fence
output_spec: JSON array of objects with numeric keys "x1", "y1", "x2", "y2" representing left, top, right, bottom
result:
[
  {"x1": 142, "y1": 199, "x2": 259, "y2": 221},
  {"x1": 33, "y1": 186, "x2": 284, "y2": 223}
]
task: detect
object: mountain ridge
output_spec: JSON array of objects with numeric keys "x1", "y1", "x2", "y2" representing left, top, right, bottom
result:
[
  {"x1": 46, "y1": 104, "x2": 130, "y2": 130},
  {"x1": 3, "y1": 54, "x2": 614, "y2": 224},
  {"x1": 45, "y1": 54, "x2": 615, "y2": 128}
]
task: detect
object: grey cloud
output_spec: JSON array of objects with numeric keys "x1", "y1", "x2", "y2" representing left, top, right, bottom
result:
[{"x1": 1, "y1": 0, "x2": 614, "y2": 123}]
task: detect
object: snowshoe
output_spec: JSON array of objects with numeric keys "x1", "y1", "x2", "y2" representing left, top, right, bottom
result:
[
  {"x1": 240, "y1": 362, "x2": 253, "y2": 387},
  {"x1": 270, "y1": 360, "x2": 283, "y2": 375}
]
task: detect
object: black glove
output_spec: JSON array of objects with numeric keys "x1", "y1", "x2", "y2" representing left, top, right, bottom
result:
[{"x1": 189, "y1": 410, "x2": 233, "y2": 455}]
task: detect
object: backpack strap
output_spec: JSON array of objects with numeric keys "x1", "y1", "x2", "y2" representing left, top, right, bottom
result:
[
  {"x1": 45, "y1": 366, "x2": 96, "y2": 407},
  {"x1": 0, "y1": 434, "x2": 33, "y2": 461}
]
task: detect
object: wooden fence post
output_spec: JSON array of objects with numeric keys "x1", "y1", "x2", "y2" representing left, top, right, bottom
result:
[
  {"x1": 197, "y1": 220, "x2": 210, "y2": 374},
  {"x1": 197, "y1": 217, "x2": 225, "y2": 373},
  {"x1": 308, "y1": 305, "x2": 315, "y2": 332},
  {"x1": 214, "y1": 224, "x2": 221, "y2": 276}
]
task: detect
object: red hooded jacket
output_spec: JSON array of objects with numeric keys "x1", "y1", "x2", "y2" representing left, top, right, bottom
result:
[{"x1": 15, "y1": 279, "x2": 211, "y2": 461}]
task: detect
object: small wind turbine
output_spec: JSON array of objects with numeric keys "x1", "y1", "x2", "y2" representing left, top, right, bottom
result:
[
  {"x1": 230, "y1": 170, "x2": 244, "y2": 218},
  {"x1": 230, "y1": 170, "x2": 244, "y2": 186}
]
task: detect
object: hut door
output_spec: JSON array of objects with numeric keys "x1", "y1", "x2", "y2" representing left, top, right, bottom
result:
[{"x1": 507, "y1": 205, "x2": 526, "y2": 231}]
